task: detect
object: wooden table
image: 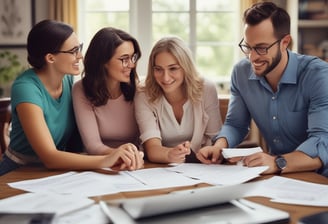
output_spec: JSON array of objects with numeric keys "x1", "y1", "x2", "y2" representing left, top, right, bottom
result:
[{"x1": 0, "y1": 165, "x2": 327, "y2": 224}]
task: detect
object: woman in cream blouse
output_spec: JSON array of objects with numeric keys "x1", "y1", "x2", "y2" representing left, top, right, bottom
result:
[{"x1": 135, "y1": 36, "x2": 222, "y2": 164}]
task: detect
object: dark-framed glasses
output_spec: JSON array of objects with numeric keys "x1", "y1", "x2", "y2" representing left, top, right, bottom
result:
[
  {"x1": 118, "y1": 53, "x2": 139, "y2": 68},
  {"x1": 54, "y1": 43, "x2": 83, "y2": 57},
  {"x1": 238, "y1": 38, "x2": 282, "y2": 55}
]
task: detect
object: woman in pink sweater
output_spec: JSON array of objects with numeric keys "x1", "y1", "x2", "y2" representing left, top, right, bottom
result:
[{"x1": 72, "y1": 27, "x2": 144, "y2": 170}]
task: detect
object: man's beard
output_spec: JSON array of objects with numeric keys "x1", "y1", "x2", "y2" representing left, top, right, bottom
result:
[{"x1": 259, "y1": 50, "x2": 282, "y2": 76}]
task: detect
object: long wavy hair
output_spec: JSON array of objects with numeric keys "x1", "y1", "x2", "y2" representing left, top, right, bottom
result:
[
  {"x1": 82, "y1": 27, "x2": 141, "y2": 106},
  {"x1": 145, "y1": 36, "x2": 203, "y2": 104}
]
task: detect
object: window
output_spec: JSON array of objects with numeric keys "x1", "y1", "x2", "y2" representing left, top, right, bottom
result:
[{"x1": 78, "y1": 0, "x2": 242, "y2": 94}]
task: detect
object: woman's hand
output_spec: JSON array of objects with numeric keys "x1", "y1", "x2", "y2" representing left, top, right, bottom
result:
[
  {"x1": 167, "y1": 141, "x2": 191, "y2": 163},
  {"x1": 103, "y1": 143, "x2": 144, "y2": 171}
]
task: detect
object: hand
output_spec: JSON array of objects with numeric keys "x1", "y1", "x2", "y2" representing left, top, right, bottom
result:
[
  {"x1": 235, "y1": 152, "x2": 276, "y2": 174},
  {"x1": 196, "y1": 145, "x2": 224, "y2": 164},
  {"x1": 167, "y1": 141, "x2": 191, "y2": 163},
  {"x1": 104, "y1": 143, "x2": 144, "y2": 171}
]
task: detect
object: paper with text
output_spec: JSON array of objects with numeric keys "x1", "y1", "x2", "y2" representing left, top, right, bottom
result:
[
  {"x1": 0, "y1": 192, "x2": 94, "y2": 216},
  {"x1": 166, "y1": 163, "x2": 268, "y2": 185},
  {"x1": 8, "y1": 164, "x2": 267, "y2": 197},
  {"x1": 245, "y1": 176, "x2": 328, "y2": 206},
  {"x1": 8, "y1": 169, "x2": 202, "y2": 197}
]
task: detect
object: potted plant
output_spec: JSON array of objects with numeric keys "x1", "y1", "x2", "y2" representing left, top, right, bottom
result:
[{"x1": 0, "y1": 50, "x2": 25, "y2": 97}]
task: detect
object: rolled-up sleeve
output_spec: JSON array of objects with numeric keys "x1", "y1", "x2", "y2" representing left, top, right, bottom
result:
[{"x1": 297, "y1": 61, "x2": 328, "y2": 176}]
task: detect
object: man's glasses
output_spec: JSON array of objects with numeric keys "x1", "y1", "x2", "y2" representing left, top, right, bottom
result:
[
  {"x1": 118, "y1": 53, "x2": 138, "y2": 68},
  {"x1": 238, "y1": 38, "x2": 282, "y2": 55},
  {"x1": 54, "y1": 43, "x2": 83, "y2": 57}
]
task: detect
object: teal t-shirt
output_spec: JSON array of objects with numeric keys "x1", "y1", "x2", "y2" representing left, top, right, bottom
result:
[{"x1": 9, "y1": 69, "x2": 75, "y2": 156}]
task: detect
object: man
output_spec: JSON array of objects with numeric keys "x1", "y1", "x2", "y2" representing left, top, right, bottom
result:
[{"x1": 196, "y1": 2, "x2": 328, "y2": 177}]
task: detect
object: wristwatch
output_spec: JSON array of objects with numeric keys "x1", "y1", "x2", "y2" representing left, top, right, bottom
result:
[{"x1": 275, "y1": 155, "x2": 287, "y2": 175}]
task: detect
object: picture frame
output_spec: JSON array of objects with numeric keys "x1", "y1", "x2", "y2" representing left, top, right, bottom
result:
[{"x1": 0, "y1": 0, "x2": 35, "y2": 48}]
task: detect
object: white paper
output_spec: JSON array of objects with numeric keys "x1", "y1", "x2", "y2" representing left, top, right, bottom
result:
[
  {"x1": 8, "y1": 169, "x2": 202, "y2": 197},
  {"x1": 7, "y1": 165, "x2": 267, "y2": 197},
  {"x1": 0, "y1": 192, "x2": 94, "y2": 216},
  {"x1": 222, "y1": 147, "x2": 263, "y2": 158},
  {"x1": 54, "y1": 204, "x2": 110, "y2": 224},
  {"x1": 125, "y1": 167, "x2": 202, "y2": 187},
  {"x1": 8, "y1": 171, "x2": 147, "y2": 197},
  {"x1": 166, "y1": 163, "x2": 268, "y2": 185},
  {"x1": 245, "y1": 176, "x2": 328, "y2": 207}
]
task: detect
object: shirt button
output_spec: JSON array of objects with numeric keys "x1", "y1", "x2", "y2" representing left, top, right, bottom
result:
[
  {"x1": 272, "y1": 96, "x2": 276, "y2": 100},
  {"x1": 273, "y1": 116, "x2": 277, "y2": 120}
]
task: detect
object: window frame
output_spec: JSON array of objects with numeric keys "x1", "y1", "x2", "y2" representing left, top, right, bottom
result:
[{"x1": 78, "y1": 0, "x2": 243, "y2": 92}]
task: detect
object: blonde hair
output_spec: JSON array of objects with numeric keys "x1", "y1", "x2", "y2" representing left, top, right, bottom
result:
[{"x1": 144, "y1": 36, "x2": 204, "y2": 103}]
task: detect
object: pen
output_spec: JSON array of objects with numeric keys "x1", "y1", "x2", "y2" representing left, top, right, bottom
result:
[{"x1": 99, "y1": 200, "x2": 114, "y2": 224}]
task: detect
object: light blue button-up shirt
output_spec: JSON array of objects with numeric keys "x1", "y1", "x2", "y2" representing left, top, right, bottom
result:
[{"x1": 214, "y1": 51, "x2": 328, "y2": 176}]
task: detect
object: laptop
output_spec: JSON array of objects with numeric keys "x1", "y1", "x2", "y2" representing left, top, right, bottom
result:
[{"x1": 103, "y1": 182, "x2": 289, "y2": 224}]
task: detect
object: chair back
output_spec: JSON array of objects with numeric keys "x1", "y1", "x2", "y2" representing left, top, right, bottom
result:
[{"x1": 0, "y1": 97, "x2": 11, "y2": 154}]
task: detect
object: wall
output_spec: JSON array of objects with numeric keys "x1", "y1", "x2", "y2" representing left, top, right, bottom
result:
[{"x1": 0, "y1": 0, "x2": 49, "y2": 96}]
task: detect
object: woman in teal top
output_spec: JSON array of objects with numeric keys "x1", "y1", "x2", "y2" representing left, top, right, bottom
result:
[{"x1": 0, "y1": 20, "x2": 144, "y2": 175}]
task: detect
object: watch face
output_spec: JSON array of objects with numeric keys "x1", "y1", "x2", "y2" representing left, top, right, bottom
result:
[{"x1": 276, "y1": 157, "x2": 287, "y2": 169}]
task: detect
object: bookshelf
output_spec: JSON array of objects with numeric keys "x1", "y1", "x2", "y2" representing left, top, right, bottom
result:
[{"x1": 287, "y1": 0, "x2": 328, "y2": 61}]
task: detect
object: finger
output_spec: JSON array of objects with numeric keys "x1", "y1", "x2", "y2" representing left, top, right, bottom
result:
[
  {"x1": 137, "y1": 151, "x2": 145, "y2": 169},
  {"x1": 176, "y1": 144, "x2": 187, "y2": 153},
  {"x1": 133, "y1": 150, "x2": 144, "y2": 170},
  {"x1": 211, "y1": 149, "x2": 222, "y2": 163},
  {"x1": 229, "y1": 156, "x2": 243, "y2": 163},
  {"x1": 185, "y1": 147, "x2": 191, "y2": 155},
  {"x1": 177, "y1": 155, "x2": 186, "y2": 163},
  {"x1": 120, "y1": 162, "x2": 128, "y2": 170},
  {"x1": 119, "y1": 153, "x2": 133, "y2": 169},
  {"x1": 183, "y1": 141, "x2": 191, "y2": 149},
  {"x1": 125, "y1": 144, "x2": 139, "y2": 170},
  {"x1": 129, "y1": 148, "x2": 139, "y2": 170},
  {"x1": 139, "y1": 151, "x2": 144, "y2": 159},
  {"x1": 196, "y1": 152, "x2": 212, "y2": 164}
]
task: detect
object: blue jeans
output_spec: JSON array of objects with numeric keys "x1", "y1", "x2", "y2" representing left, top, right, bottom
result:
[{"x1": 0, "y1": 154, "x2": 21, "y2": 176}]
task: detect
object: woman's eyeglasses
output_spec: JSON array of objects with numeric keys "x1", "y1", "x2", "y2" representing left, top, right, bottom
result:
[
  {"x1": 118, "y1": 53, "x2": 138, "y2": 68},
  {"x1": 54, "y1": 43, "x2": 83, "y2": 57}
]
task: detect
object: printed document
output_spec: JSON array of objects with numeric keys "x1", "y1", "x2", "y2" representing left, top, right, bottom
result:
[
  {"x1": 8, "y1": 164, "x2": 267, "y2": 197},
  {"x1": 245, "y1": 176, "x2": 328, "y2": 206}
]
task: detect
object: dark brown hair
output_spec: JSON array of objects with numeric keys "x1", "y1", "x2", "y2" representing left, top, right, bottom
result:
[
  {"x1": 82, "y1": 27, "x2": 141, "y2": 106},
  {"x1": 27, "y1": 20, "x2": 73, "y2": 69},
  {"x1": 243, "y1": 2, "x2": 290, "y2": 39}
]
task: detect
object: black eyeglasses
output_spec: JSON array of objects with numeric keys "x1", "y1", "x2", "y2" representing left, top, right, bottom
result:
[
  {"x1": 54, "y1": 43, "x2": 83, "y2": 57},
  {"x1": 118, "y1": 53, "x2": 138, "y2": 68},
  {"x1": 238, "y1": 38, "x2": 282, "y2": 55}
]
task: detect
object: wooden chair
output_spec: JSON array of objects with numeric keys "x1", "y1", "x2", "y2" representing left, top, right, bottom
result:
[
  {"x1": 218, "y1": 96, "x2": 267, "y2": 151},
  {"x1": 0, "y1": 97, "x2": 11, "y2": 155}
]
